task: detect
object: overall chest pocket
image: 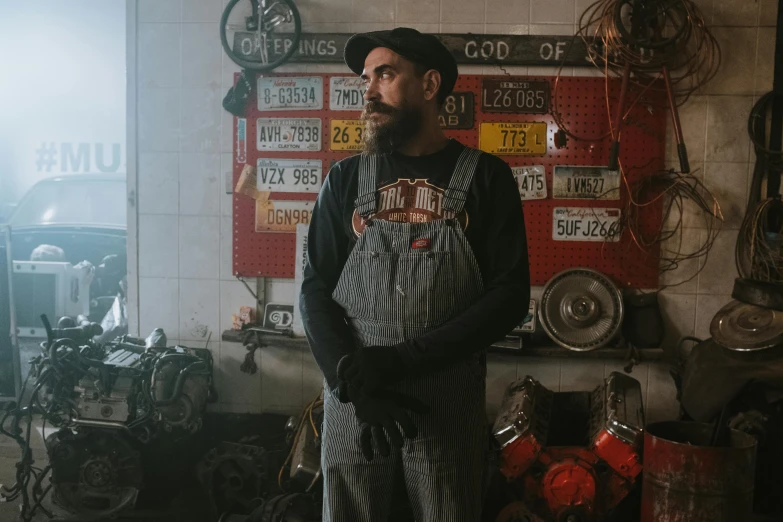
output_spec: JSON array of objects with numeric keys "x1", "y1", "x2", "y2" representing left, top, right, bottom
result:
[
  {"x1": 397, "y1": 250, "x2": 454, "y2": 327},
  {"x1": 333, "y1": 250, "x2": 398, "y2": 323}
]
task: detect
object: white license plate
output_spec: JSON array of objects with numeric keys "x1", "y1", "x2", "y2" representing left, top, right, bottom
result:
[
  {"x1": 552, "y1": 207, "x2": 622, "y2": 242},
  {"x1": 258, "y1": 77, "x2": 323, "y2": 111},
  {"x1": 512, "y1": 166, "x2": 546, "y2": 200},
  {"x1": 553, "y1": 166, "x2": 620, "y2": 200},
  {"x1": 255, "y1": 199, "x2": 314, "y2": 233},
  {"x1": 256, "y1": 118, "x2": 322, "y2": 151},
  {"x1": 330, "y1": 77, "x2": 365, "y2": 110},
  {"x1": 256, "y1": 159, "x2": 322, "y2": 193}
]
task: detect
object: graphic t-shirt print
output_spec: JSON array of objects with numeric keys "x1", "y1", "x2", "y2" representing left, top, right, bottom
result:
[{"x1": 352, "y1": 178, "x2": 469, "y2": 236}]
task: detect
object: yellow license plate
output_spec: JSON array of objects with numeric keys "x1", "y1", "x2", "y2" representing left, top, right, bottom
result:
[
  {"x1": 330, "y1": 119, "x2": 365, "y2": 151},
  {"x1": 479, "y1": 122, "x2": 547, "y2": 155}
]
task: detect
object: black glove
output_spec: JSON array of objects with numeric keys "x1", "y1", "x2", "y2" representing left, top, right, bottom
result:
[
  {"x1": 337, "y1": 346, "x2": 409, "y2": 393},
  {"x1": 341, "y1": 384, "x2": 428, "y2": 461}
]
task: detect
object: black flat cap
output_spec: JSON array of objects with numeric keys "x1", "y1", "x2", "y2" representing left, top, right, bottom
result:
[{"x1": 344, "y1": 27, "x2": 458, "y2": 99}]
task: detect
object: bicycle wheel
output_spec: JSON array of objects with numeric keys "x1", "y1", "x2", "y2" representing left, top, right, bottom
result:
[{"x1": 220, "y1": 0, "x2": 302, "y2": 71}]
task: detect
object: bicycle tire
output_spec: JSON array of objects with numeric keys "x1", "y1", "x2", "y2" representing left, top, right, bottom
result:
[
  {"x1": 220, "y1": 0, "x2": 302, "y2": 72},
  {"x1": 613, "y1": 0, "x2": 687, "y2": 51}
]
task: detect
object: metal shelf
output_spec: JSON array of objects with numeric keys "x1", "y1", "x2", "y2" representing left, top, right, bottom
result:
[{"x1": 221, "y1": 330, "x2": 667, "y2": 361}]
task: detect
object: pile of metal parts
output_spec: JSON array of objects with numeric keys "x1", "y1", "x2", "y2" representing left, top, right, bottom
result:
[
  {"x1": 0, "y1": 316, "x2": 215, "y2": 521},
  {"x1": 677, "y1": 277, "x2": 783, "y2": 519},
  {"x1": 492, "y1": 372, "x2": 645, "y2": 522}
]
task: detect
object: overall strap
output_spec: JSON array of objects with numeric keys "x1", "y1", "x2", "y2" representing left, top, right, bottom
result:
[
  {"x1": 443, "y1": 147, "x2": 483, "y2": 214},
  {"x1": 354, "y1": 153, "x2": 378, "y2": 218}
]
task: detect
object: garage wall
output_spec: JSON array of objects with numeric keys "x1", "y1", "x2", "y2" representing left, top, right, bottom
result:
[{"x1": 128, "y1": 0, "x2": 776, "y2": 420}]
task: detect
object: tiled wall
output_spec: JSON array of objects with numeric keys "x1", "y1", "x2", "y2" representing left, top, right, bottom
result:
[{"x1": 130, "y1": 0, "x2": 775, "y2": 419}]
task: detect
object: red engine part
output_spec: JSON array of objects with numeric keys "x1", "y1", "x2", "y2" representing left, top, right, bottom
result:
[{"x1": 493, "y1": 373, "x2": 645, "y2": 522}]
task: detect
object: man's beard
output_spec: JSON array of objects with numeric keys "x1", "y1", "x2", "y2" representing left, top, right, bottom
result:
[{"x1": 361, "y1": 100, "x2": 422, "y2": 154}]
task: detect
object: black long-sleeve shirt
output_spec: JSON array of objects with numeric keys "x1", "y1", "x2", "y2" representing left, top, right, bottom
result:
[{"x1": 300, "y1": 139, "x2": 530, "y2": 390}]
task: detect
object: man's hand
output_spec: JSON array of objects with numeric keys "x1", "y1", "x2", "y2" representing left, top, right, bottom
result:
[
  {"x1": 336, "y1": 346, "x2": 408, "y2": 393},
  {"x1": 340, "y1": 383, "x2": 428, "y2": 461}
]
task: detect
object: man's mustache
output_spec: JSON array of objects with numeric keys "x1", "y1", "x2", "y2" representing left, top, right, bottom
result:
[{"x1": 362, "y1": 101, "x2": 397, "y2": 116}]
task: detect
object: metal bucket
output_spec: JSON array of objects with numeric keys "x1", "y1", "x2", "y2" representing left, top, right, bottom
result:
[{"x1": 641, "y1": 421, "x2": 757, "y2": 522}]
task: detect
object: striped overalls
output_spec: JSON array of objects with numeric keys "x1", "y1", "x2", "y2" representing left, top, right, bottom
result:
[{"x1": 322, "y1": 147, "x2": 488, "y2": 521}]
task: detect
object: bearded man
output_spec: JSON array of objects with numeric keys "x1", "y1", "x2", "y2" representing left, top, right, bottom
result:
[{"x1": 299, "y1": 27, "x2": 530, "y2": 522}]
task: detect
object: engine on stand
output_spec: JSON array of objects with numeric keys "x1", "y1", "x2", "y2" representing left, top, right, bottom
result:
[
  {"x1": 492, "y1": 372, "x2": 644, "y2": 522},
  {"x1": 0, "y1": 318, "x2": 215, "y2": 521}
]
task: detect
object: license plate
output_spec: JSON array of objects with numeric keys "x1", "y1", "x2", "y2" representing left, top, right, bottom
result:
[
  {"x1": 256, "y1": 159, "x2": 322, "y2": 193},
  {"x1": 256, "y1": 118, "x2": 322, "y2": 151},
  {"x1": 330, "y1": 119, "x2": 364, "y2": 151},
  {"x1": 330, "y1": 77, "x2": 365, "y2": 110},
  {"x1": 479, "y1": 122, "x2": 547, "y2": 155},
  {"x1": 258, "y1": 77, "x2": 323, "y2": 111},
  {"x1": 255, "y1": 198, "x2": 314, "y2": 233},
  {"x1": 552, "y1": 207, "x2": 622, "y2": 242},
  {"x1": 553, "y1": 166, "x2": 620, "y2": 200},
  {"x1": 439, "y1": 92, "x2": 474, "y2": 129},
  {"x1": 481, "y1": 79, "x2": 549, "y2": 114},
  {"x1": 512, "y1": 165, "x2": 546, "y2": 200}
]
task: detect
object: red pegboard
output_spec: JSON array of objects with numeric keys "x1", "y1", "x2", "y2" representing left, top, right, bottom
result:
[{"x1": 233, "y1": 73, "x2": 666, "y2": 287}]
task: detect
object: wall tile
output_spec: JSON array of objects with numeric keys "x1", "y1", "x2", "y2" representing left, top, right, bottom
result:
[
  {"x1": 760, "y1": 0, "x2": 778, "y2": 26},
  {"x1": 138, "y1": 152, "x2": 179, "y2": 214},
  {"x1": 397, "y1": 23, "x2": 440, "y2": 34},
  {"x1": 139, "y1": 277, "x2": 180, "y2": 340},
  {"x1": 440, "y1": 23, "x2": 485, "y2": 34},
  {"x1": 756, "y1": 27, "x2": 775, "y2": 95},
  {"x1": 441, "y1": 0, "x2": 485, "y2": 24},
  {"x1": 221, "y1": 56, "x2": 242, "y2": 92},
  {"x1": 706, "y1": 28, "x2": 757, "y2": 96},
  {"x1": 694, "y1": 294, "x2": 732, "y2": 339},
  {"x1": 260, "y1": 345, "x2": 304, "y2": 414},
  {"x1": 659, "y1": 227, "x2": 701, "y2": 294},
  {"x1": 670, "y1": 96, "x2": 707, "y2": 165},
  {"x1": 486, "y1": 0, "x2": 530, "y2": 24},
  {"x1": 396, "y1": 0, "x2": 440, "y2": 23},
  {"x1": 220, "y1": 215, "x2": 235, "y2": 279},
  {"x1": 302, "y1": 22, "x2": 354, "y2": 34},
  {"x1": 352, "y1": 0, "x2": 395, "y2": 23},
  {"x1": 179, "y1": 216, "x2": 221, "y2": 279},
  {"x1": 703, "y1": 162, "x2": 748, "y2": 228},
  {"x1": 180, "y1": 278, "x2": 220, "y2": 341},
  {"x1": 486, "y1": 354, "x2": 518, "y2": 419},
  {"x1": 138, "y1": 0, "x2": 181, "y2": 23},
  {"x1": 180, "y1": 88, "x2": 222, "y2": 153},
  {"x1": 221, "y1": 152, "x2": 234, "y2": 217},
  {"x1": 646, "y1": 364, "x2": 680, "y2": 424},
  {"x1": 705, "y1": 96, "x2": 752, "y2": 162},
  {"x1": 559, "y1": 360, "x2": 605, "y2": 392},
  {"x1": 658, "y1": 292, "x2": 697, "y2": 353},
  {"x1": 138, "y1": 88, "x2": 181, "y2": 152},
  {"x1": 485, "y1": 24, "x2": 530, "y2": 35},
  {"x1": 266, "y1": 279, "x2": 295, "y2": 305},
  {"x1": 220, "y1": 279, "x2": 258, "y2": 332},
  {"x1": 139, "y1": 214, "x2": 179, "y2": 277},
  {"x1": 697, "y1": 229, "x2": 739, "y2": 295},
  {"x1": 297, "y1": 0, "x2": 352, "y2": 24},
  {"x1": 217, "y1": 342, "x2": 263, "y2": 408},
  {"x1": 517, "y1": 357, "x2": 561, "y2": 391},
  {"x1": 531, "y1": 0, "x2": 575, "y2": 24},
  {"x1": 182, "y1": 0, "x2": 222, "y2": 22},
  {"x1": 690, "y1": 0, "x2": 714, "y2": 23},
  {"x1": 138, "y1": 24, "x2": 181, "y2": 88},
  {"x1": 350, "y1": 22, "x2": 397, "y2": 33},
  {"x1": 180, "y1": 153, "x2": 221, "y2": 215},
  {"x1": 182, "y1": 23, "x2": 222, "y2": 88},
  {"x1": 221, "y1": 110, "x2": 235, "y2": 154},
  {"x1": 713, "y1": 0, "x2": 760, "y2": 26}
]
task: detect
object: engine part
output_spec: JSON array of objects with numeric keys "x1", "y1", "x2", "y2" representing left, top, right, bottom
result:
[
  {"x1": 710, "y1": 300, "x2": 783, "y2": 352},
  {"x1": 247, "y1": 493, "x2": 318, "y2": 522},
  {"x1": 493, "y1": 372, "x2": 644, "y2": 522},
  {"x1": 46, "y1": 428, "x2": 142, "y2": 517},
  {"x1": 641, "y1": 421, "x2": 756, "y2": 522},
  {"x1": 732, "y1": 277, "x2": 783, "y2": 312},
  {"x1": 539, "y1": 268, "x2": 624, "y2": 351},
  {"x1": 197, "y1": 441, "x2": 270, "y2": 516}
]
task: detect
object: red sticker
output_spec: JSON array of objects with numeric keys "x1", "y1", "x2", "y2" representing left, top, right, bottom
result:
[{"x1": 412, "y1": 238, "x2": 431, "y2": 250}]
